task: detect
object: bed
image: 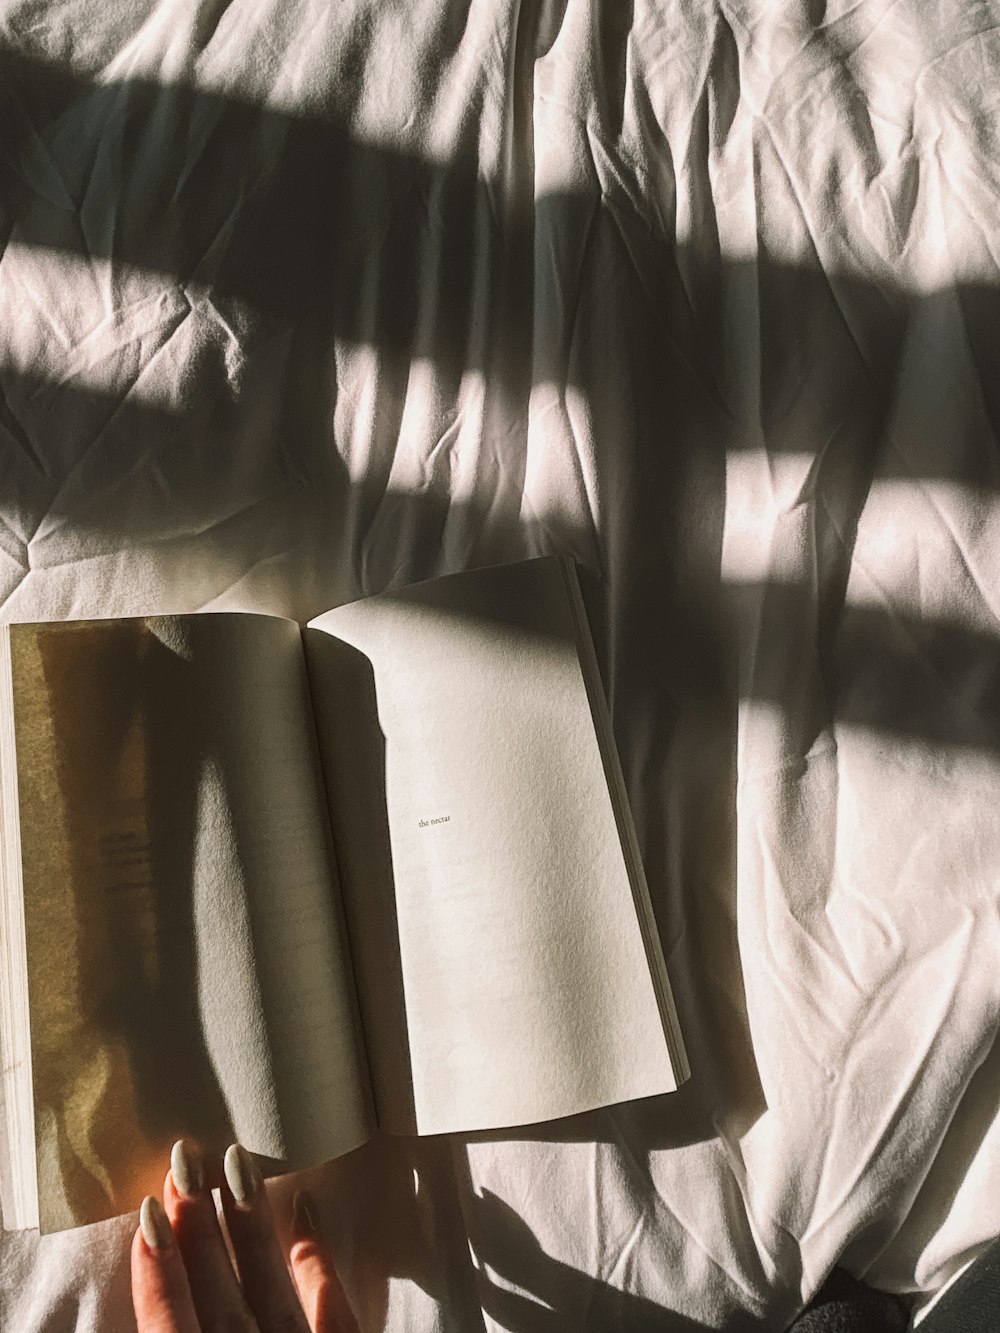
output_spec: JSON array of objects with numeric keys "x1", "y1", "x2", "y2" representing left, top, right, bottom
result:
[{"x1": 2, "y1": 1, "x2": 999, "y2": 1327}]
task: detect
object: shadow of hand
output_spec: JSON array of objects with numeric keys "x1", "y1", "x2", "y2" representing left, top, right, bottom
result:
[{"x1": 469, "y1": 1188, "x2": 723, "y2": 1332}]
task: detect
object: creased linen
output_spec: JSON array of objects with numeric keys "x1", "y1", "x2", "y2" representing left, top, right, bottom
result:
[{"x1": 2, "y1": 2, "x2": 1000, "y2": 1328}]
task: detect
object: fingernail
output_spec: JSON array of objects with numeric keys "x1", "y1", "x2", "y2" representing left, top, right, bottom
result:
[
  {"x1": 224, "y1": 1143, "x2": 261, "y2": 1208},
  {"x1": 170, "y1": 1139, "x2": 204, "y2": 1199},
  {"x1": 139, "y1": 1195, "x2": 173, "y2": 1250},
  {"x1": 291, "y1": 1189, "x2": 319, "y2": 1239}
]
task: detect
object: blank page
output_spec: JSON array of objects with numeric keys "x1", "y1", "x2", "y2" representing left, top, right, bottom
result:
[{"x1": 306, "y1": 558, "x2": 683, "y2": 1137}]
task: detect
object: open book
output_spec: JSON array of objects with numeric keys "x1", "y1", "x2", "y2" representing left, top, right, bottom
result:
[{"x1": 0, "y1": 556, "x2": 688, "y2": 1234}]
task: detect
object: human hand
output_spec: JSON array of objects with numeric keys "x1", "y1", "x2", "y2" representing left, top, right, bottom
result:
[{"x1": 131, "y1": 1140, "x2": 360, "y2": 1332}]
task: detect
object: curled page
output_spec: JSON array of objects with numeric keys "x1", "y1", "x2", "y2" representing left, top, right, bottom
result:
[{"x1": 305, "y1": 557, "x2": 685, "y2": 1138}]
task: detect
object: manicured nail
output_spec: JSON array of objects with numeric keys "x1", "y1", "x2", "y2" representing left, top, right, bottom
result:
[
  {"x1": 139, "y1": 1195, "x2": 173, "y2": 1250},
  {"x1": 291, "y1": 1189, "x2": 319, "y2": 1239},
  {"x1": 170, "y1": 1139, "x2": 204, "y2": 1199},
  {"x1": 224, "y1": 1143, "x2": 261, "y2": 1208}
]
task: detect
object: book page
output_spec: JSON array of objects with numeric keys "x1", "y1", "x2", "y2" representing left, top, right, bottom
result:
[
  {"x1": 305, "y1": 558, "x2": 681, "y2": 1137},
  {"x1": 9, "y1": 615, "x2": 371, "y2": 1233}
]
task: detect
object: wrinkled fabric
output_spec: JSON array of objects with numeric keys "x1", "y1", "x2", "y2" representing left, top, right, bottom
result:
[{"x1": 1, "y1": 1, "x2": 1000, "y2": 1329}]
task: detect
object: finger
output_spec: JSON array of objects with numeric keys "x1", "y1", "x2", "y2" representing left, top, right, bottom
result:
[
  {"x1": 165, "y1": 1139, "x2": 256, "y2": 1330},
  {"x1": 130, "y1": 1196, "x2": 201, "y2": 1333},
  {"x1": 219, "y1": 1144, "x2": 311, "y2": 1333},
  {"x1": 288, "y1": 1191, "x2": 361, "y2": 1333}
]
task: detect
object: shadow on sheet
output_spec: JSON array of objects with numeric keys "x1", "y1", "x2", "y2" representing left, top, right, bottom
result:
[{"x1": 2, "y1": 34, "x2": 1000, "y2": 1330}]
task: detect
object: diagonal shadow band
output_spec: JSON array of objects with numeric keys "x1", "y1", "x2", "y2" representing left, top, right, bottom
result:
[
  {"x1": 1, "y1": 46, "x2": 1000, "y2": 490},
  {"x1": 0, "y1": 29, "x2": 998, "y2": 1328},
  {"x1": 0, "y1": 349, "x2": 997, "y2": 764}
]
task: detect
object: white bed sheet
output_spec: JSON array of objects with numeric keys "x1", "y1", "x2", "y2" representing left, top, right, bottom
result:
[{"x1": 2, "y1": 1, "x2": 1000, "y2": 1328}]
